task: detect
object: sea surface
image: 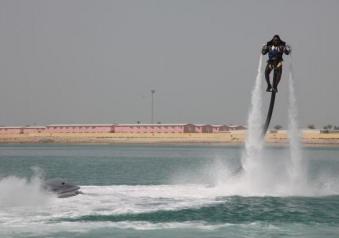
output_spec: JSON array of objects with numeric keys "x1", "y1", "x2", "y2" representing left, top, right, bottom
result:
[{"x1": 0, "y1": 144, "x2": 339, "y2": 238}]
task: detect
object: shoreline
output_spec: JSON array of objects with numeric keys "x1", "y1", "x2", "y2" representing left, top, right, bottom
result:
[{"x1": 0, "y1": 131, "x2": 338, "y2": 147}]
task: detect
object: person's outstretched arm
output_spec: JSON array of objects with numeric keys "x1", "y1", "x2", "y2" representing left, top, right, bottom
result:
[
  {"x1": 262, "y1": 44, "x2": 269, "y2": 55},
  {"x1": 284, "y1": 45, "x2": 291, "y2": 55}
]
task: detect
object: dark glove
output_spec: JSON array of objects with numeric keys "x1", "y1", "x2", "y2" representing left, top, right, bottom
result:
[
  {"x1": 262, "y1": 45, "x2": 268, "y2": 55},
  {"x1": 284, "y1": 45, "x2": 291, "y2": 55}
]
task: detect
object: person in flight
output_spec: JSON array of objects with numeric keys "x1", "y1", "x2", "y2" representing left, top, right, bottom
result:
[{"x1": 262, "y1": 35, "x2": 291, "y2": 92}]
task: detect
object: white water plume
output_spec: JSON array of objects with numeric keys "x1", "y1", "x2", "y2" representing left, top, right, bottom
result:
[
  {"x1": 228, "y1": 56, "x2": 312, "y2": 195},
  {"x1": 242, "y1": 54, "x2": 264, "y2": 170},
  {"x1": 287, "y1": 64, "x2": 306, "y2": 187}
]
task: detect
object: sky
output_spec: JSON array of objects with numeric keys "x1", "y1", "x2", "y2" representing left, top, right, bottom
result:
[{"x1": 0, "y1": 0, "x2": 338, "y2": 128}]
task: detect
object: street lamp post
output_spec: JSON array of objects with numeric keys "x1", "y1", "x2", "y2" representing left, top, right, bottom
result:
[{"x1": 151, "y1": 89, "x2": 155, "y2": 124}]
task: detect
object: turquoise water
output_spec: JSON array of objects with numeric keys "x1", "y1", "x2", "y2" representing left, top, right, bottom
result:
[{"x1": 0, "y1": 144, "x2": 339, "y2": 237}]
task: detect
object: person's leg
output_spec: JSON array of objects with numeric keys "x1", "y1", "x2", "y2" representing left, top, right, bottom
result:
[
  {"x1": 272, "y1": 65, "x2": 282, "y2": 92},
  {"x1": 265, "y1": 64, "x2": 273, "y2": 92}
]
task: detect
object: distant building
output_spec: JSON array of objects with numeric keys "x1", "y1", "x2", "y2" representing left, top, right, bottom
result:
[
  {"x1": 22, "y1": 126, "x2": 46, "y2": 134},
  {"x1": 0, "y1": 127, "x2": 23, "y2": 134},
  {"x1": 115, "y1": 124, "x2": 193, "y2": 133},
  {"x1": 0, "y1": 123, "x2": 246, "y2": 134},
  {"x1": 217, "y1": 125, "x2": 232, "y2": 132},
  {"x1": 46, "y1": 124, "x2": 114, "y2": 133},
  {"x1": 228, "y1": 125, "x2": 246, "y2": 130},
  {"x1": 114, "y1": 124, "x2": 229, "y2": 133}
]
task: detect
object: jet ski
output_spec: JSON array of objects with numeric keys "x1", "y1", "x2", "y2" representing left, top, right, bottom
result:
[{"x1": 43, "y1": 179, "x2": 82, "y2": 198}]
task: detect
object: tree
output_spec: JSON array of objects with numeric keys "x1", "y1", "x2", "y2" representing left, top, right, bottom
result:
[
  {"x1": 307, "y1": 124, "x2": 315, "y2": 129},
  {"x1": 327, "y1": 125, "x2": 333, "y2": 130},
  {"x1": 274, "y1": 125, "x2": 282, "y2": 130}
]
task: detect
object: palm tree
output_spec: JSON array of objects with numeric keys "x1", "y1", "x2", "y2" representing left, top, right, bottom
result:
[
  {"x1": 307, "y1": 124, "x2": 315, "y2": 129},
  {"x1": 274, "y1": 125, "x2": 282, "y2": 130}
]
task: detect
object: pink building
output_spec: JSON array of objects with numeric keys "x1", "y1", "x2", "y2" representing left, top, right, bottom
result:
[
  {"x1": 193, "y1": 124, "x2": 233, "y2": 133},
  {"x1": 0, "y1": 127, "x2": 23, "y2": 134},
  {"x1": 46, "y1": 124, "x2": 114, "y2": 133},
  {"x1": 114, "y1": 124, "x2": 194, "y2": 133},
  {"x1": 0, "y1": 123, "x2": 245, "y2": 135},
  {"x1": 193, "y1": 124, "x2": 214, "y2": 133},
  {"x1": 113, "y1": 124, "x2": 229, "y2": 133},
  {"x1": 22, "y1": 126, "x2": 46, "y2": 134},
  {"x1": 212, "y1": 125, "x2": 232, "y2": 133}
]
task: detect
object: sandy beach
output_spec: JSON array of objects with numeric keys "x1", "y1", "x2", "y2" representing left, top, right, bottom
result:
[{"x1": 0, "y1": 130, "x2": 338, "y2": 146}]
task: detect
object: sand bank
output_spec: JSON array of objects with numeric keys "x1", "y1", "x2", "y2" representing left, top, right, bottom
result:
[{"x1": 0, "y1": 130, "x2": 338, "y2": 146}]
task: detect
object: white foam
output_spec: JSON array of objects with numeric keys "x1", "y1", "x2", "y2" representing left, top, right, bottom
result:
[
  {"x1": 0, "y1": 174, "x2": 53, "y2": 208},
  {"x1": 0, "y1": 182, "x2": 338, "y2": 236}
]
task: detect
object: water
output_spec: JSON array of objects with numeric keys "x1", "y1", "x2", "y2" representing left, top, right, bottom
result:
[
  {"x1": 1, "y1": 58, "x2": 337, "y2": 238},
  {"x1": 243, "y1": 54, "x2": 264, "y2": 171},
  {"x1": 1, "y1": 144, "x2": 339, "y2": 238},
  {"x1": 287, "y1": 64, "x2": 305, "y2": 185}
]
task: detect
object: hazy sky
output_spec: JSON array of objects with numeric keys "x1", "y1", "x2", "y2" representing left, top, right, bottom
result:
[{"x1": 0, "y1": 0, "x2": 338, "y2": 128}]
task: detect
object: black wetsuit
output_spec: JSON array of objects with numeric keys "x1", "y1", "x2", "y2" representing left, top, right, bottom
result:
[{"x1": 262, "y1": 38, "x2": 290, "y2": 91}]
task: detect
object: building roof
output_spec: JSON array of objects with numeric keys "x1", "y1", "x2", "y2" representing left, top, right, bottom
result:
[
  {"x1": 47, "y1": 124, "x2": 114, "y2": 127},
  {"x1": 116, "y1": 123, "x2": 188, "y2": 126},
  {"x1": 1, "y1": 123, "x2": 247, "y2": 129},
  {"x1": 228, "y1": 125, "x2": 247, "y2": 128}
]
